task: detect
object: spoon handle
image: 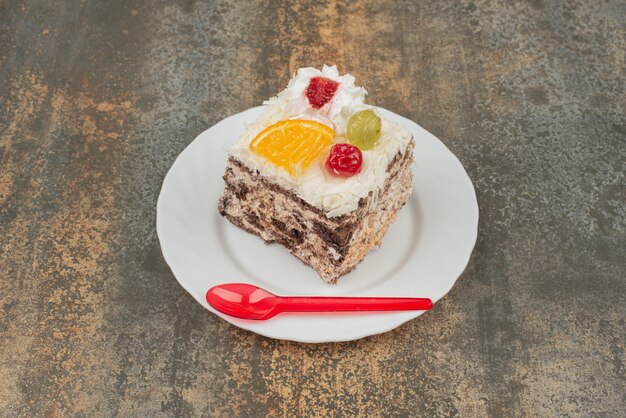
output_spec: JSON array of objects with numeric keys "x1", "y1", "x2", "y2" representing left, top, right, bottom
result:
[{"x1": 279, "y1": 296, "x2": 433, "y2": 313}]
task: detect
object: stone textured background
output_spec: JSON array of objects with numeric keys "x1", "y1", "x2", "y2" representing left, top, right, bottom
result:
[{"x1": 1, "y1": 0, "x2": 624, "y2": 416}]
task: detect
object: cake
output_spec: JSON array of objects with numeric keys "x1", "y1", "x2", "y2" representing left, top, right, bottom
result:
[{"x1": 218, "y1": 65, "x2": 414, "y2": 283}]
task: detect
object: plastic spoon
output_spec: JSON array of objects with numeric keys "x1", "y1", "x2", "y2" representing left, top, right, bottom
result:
[{"x1": 206, "y1": 283, "x2": 433, "y2": 320}]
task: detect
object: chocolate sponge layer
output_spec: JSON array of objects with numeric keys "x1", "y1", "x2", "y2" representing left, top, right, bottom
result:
[{"x1": 218, "y1": 139, "x2": 414, "y2": 283}]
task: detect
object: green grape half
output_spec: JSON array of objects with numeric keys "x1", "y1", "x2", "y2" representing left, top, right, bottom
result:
[{"x1": 347, "y1": 109, "x2": 382, "y2": 150}]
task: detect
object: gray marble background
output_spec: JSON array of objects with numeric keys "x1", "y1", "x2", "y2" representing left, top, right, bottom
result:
[{"x1": 1, "y1": 1, "x2": 624, "y2": 416}]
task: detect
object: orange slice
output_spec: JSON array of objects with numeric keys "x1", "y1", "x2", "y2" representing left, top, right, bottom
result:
[{"x1": 250, "y1": 120, "x2": 335, "y2": 176}]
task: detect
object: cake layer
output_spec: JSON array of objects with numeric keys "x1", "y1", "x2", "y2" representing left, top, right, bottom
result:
[
  {"x1": 218, "y1": 138, "x2": 414, "y2": 283},
  {"x1": 230, "y1": 116, "x2": 413, "y2": 217}
]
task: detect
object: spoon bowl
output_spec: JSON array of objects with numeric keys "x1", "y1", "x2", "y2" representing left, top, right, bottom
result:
[{"x1": 206, "y1": 283, "x2": 282, "y2": 320}]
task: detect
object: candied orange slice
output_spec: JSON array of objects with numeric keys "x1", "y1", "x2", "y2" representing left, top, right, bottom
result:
[{"x1": 250, "y1": 120, "x2": 335, "y2": 176}]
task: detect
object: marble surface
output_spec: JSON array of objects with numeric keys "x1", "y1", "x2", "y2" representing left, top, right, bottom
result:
[{"x1": 1, "y1": 1, "x2": 624, "y2": 416}]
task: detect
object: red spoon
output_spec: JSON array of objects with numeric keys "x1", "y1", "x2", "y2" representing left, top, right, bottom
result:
[{"x1": 206, "y1": 283, "x2": 433, "y2": 320}]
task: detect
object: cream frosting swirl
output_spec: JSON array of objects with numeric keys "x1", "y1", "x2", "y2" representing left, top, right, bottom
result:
[
  {"x1": 248, "y1": 65, "x2": 368, "y2": 136},
  {"x1": 229, "y1": 66, "x2": 412, "y2": 217}
]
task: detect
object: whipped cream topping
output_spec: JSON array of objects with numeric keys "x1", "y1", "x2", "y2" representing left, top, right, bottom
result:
[
  {"x1": 229, "y1": 66, "x2": 413, "y2": 217},
  {"x1": 248, "y1": 65, "x2": 368, "y2": 136}
]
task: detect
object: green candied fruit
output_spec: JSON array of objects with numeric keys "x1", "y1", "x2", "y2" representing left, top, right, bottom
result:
[{"x1": 347, "y1": 109, "x2": 382, "y2": 150}]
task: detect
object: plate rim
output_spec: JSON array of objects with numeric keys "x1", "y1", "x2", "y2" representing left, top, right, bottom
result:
[{"x1": 156, "y1": 106, "x2": 479, "y2": 343}]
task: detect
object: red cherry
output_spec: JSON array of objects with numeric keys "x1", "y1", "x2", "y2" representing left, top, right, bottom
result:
[
  {"x1": 306, "y1": 77, "x2": 339, "y2": 109},
  {"x1": 325, "y1": 143, "x2": 363, "y2": 177}
]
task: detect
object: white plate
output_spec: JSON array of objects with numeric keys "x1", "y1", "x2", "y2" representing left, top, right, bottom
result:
[{"x1": 157, "y1": 106, "x2": 478, "y2": 343}]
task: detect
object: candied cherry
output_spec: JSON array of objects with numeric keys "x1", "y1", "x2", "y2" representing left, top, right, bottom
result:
[
  {"x1": 325, "y1": 143, "x2": 363, "y2": 177},
  {"x1": 306, "y1": 76, "x2": 339, "y2": 109}
]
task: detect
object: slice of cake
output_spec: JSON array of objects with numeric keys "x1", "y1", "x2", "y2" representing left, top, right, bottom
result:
[{"x1": 218, "y1": 65, "x2": 414, "y2": 283}]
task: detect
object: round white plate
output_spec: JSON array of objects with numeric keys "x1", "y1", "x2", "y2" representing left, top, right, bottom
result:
[{"x1": 157, "y1": 106, "x2": 478, "y2": 343}]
